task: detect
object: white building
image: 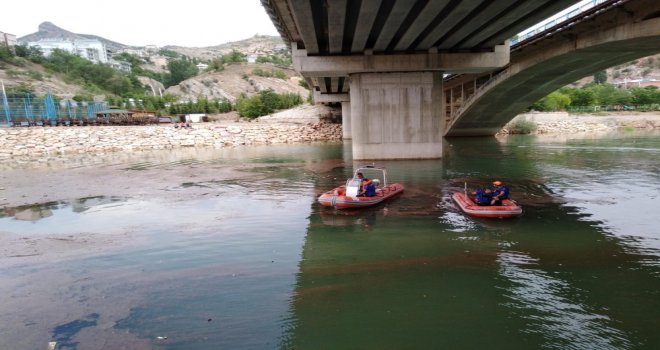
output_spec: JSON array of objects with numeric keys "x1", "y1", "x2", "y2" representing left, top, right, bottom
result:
[
  {"x1": 117, "y1": 47, "x2": 146, "y2": 58},
  {"x1": 108, "y1": 59, "x2": 132, "y2": 73},
  {"x1": 196, "y1": 62, "x2": 209, "y2": 71},
  {"x1": 27, "y1": 38, "x2": 109, "y2": 63},
  {"x1": 144, "y1": 45, "x2": 159, "y2": 53},
  {"x1": 0, "y1": 31, "x2": 17, "y2": 47}
]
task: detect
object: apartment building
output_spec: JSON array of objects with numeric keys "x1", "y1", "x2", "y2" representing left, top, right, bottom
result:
[{"x1": 26, "y1": 38, "x2": 109, "y2": 63}]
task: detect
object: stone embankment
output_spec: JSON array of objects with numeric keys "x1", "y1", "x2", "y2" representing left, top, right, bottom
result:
[
  {"x1": 2, "y1": 111, "x2": 659, "y2": 159},
  {"x1": 0, "y1": 121, "x2": 342, "y2": 158}
]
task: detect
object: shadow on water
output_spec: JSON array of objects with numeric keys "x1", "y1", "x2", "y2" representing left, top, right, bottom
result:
[{"x1": 52, "y1": 313, "x2": 99, "y2": 350}]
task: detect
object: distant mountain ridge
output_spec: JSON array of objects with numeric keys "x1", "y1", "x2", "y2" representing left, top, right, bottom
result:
[
  {"x1": 17, "y1": 22, "x2": 130, "y2": 51},
  {"x1": 165, "y1": 35, "x2": 285, "y2": 60},
  {"x1": 16, "y1": 22, "x2": 285, "y2": 59}
]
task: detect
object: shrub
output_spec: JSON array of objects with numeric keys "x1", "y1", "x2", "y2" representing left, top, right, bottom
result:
[
  {"x1": 5, "y1": 69, "x2": 22, "y2": 78},
  {"x1": 27, "y1": 70, "x2": 44, "y2": 80},
  {"x1": 507, "y1": 118, "x2": 538, "y2": 134}
]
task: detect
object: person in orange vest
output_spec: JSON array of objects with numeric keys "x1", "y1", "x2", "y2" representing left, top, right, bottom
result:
[{"x1": 491, "y1": 180, "x2": 510, "y2": 205}]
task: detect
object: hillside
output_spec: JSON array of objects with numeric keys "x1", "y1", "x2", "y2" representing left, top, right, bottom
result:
[
  {"x1": 166, "y1": 35, "x2": 286, "y2": 61},
  {"x1": 573, "y1": 54, "x2": 660, "y2": 87},
  {"x1": 5, "y1": 22, "x2": 297, "y2": 101},
  {"x1": 0, "y1": 60, "x2": 86, "y2": 97},
  {"x1": 165, "y1": 63, "x2": 308, "y2": 101}
]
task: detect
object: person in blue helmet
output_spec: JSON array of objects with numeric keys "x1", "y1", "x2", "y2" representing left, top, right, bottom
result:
[
  {"x1": 491, "y1": 180, "x2": 510, "y2": 205},
  {"x1": 474, "y1": 188, "x2": 493, "y2": 206}
]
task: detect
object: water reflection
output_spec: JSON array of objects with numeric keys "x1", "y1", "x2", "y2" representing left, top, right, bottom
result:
[
  {"x1": 497, "y1": 250, "x2": 631, "y2": 350},
  {"x1": 0, "y1": 196, "x2": 126, "y2": 223}
]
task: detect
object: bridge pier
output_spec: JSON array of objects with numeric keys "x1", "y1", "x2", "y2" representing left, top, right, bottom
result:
[
  {"x1": 349, "y1": 72, "x2": 445, "y2": 159},
  {"x1": 341, "y1": 102, "x2": 352, "y2": 140}
]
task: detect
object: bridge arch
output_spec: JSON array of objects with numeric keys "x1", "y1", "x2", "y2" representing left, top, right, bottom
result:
[{"x1": 446, "y1": 8, "x2": 660, "y2": 136}]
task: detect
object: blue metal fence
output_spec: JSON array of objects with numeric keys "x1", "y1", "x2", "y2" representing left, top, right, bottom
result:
[{"x1": 0, "y1": 93, "x2": 107, "y2": 126}]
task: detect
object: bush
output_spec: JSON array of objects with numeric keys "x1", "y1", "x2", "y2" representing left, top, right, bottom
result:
[
  {"x1": 27, "y1": 70, "x2": 44, "y2": 80},
  {"x1": 507, "y1": 118, "x2": 538, "y2": 134},
  {"x1": 530, "y1": 91, "x2": 571, "y2": 111},
  {"x1": 252, "y1": 68, "x2": 288, "y2": 80},
  {"x1": 235, "y1": 89, "x2": 303, "y2": 118},
  {"x1": 235, "y1": 94, "x2": 266, "y2": 118}
]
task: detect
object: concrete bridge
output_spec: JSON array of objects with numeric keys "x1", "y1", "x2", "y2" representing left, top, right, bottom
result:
[
  {"x1": 445, "y1": 0, "x2": 660, "y2": 136},
  {"x1": 261, "y1": 0, "x2": 660, "y2": 158}
]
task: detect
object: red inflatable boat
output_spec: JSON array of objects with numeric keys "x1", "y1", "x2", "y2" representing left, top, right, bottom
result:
[
  {"x1": 452, "y1": 192, "x2": 522, "y2": 218},
  {"x1": 318, "y1": 166, "x2": 404, "y2": 209}
]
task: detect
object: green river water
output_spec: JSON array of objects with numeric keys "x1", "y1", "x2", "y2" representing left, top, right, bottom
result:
[{"x1": 1, "y1": 131, "x2": 659, "y2": 349}]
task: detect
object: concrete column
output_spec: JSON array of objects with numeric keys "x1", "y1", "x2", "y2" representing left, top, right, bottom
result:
[
  {"x1": 349, "y1": 72, "x2": 444, "y2": 160},
  {"x1": 341, "y1": 101, "x2": 352, "y2": 140}
]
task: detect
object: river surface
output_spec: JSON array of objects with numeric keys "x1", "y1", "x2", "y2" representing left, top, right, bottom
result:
[{"x1": 1, "y1": 131, "x2": 659, "y2": 349}]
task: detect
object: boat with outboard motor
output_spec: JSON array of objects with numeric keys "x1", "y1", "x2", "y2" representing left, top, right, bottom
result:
[{"x1": 318, "y1": 166, "x2": 404, "y2": 209}]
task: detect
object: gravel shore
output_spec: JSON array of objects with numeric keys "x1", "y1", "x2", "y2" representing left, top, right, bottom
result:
[{"x1": 503, "y1": 111, "x2": 660, "y2": 134}]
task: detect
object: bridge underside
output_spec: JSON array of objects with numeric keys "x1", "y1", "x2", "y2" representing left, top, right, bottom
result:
[{"x1": 262, "y1": 0, "x2": 660, "y2": 157}]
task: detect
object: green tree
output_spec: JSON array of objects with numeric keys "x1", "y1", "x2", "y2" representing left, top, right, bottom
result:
[
  {"x1": 543, "y1": 91, "x2": 571, "y2": 111},
  {"x1": 630, "y1": 86, "x2": 660, "y2": 105},
  {"x1": 158, "y1": 49, "x2": 180, "y2": 59},
  {"x1": 259, "y1": 89, "x2": 279, "y2": 113},
  {"x1": 593, "y1": 70, "x2": 607, "y2": 84},
  {"x1": 591, "y1": 84, "x2": 630, "y2": 105},
  {"x1": 236, "y1": 94, "x2": 266, "y2": 118},
  {"x1": 14, "y1": 45, "x2": 44, "y2": 63},
  {"x1": 563, "y1": 87, "x2": 595, "y2": 106},
  {"x1": 255, "y1": 54, "x2": 292, "y2": 66},
  {"x1": 222, "y1": 50, "x2": 247, "y2": 64},
  {"x1": 0, "y1": 45, "x2": 14, "y2": 63},
  {"x1": 165, "y1": 58, "x2": 198, "y2": 87},
  {"x1": 106, "y1": 75, "x2": 132, "y2": 96}
]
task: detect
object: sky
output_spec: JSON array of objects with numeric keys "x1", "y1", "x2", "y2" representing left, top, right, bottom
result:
[{"x1": 0, "y1": 0, "x2": 280, "y2": 47}]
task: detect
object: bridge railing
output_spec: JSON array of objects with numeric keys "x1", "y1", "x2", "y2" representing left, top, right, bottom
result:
[{"x1": 511, "y1": 0, "x2": 627, "y2": 49}]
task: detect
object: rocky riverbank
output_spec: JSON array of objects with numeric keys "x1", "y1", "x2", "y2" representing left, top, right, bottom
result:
[
  {"x1": 2, "y1": 111, "x2": 659, "y2": 161},
  {"x1": 502, "y1": 111, "x2": 660, "y2": 134},
  {"x1": 0, "y1": 121, "x2": 342, "y2": 159}
]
